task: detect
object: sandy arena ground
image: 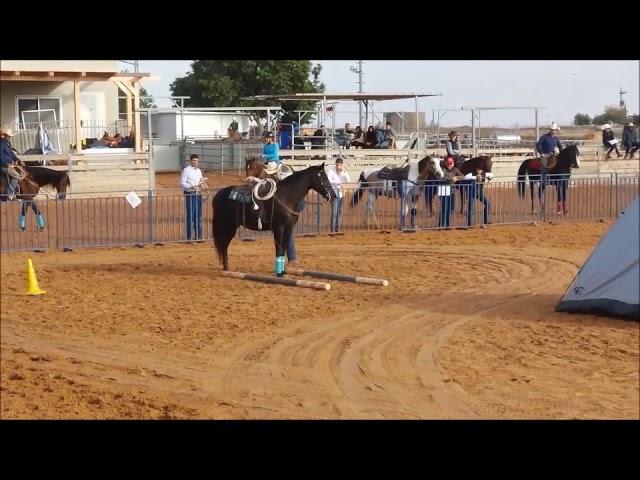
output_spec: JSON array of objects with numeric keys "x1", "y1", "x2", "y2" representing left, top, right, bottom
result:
[{"x1": 1, "y1": 219, "x2": 638, "y2": 419}]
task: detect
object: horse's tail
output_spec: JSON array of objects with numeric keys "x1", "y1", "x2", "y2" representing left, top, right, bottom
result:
[
  {"x1": 350, "y1": 172, "x2": 367, "y2": 207},
  {"x1": 517, "y1": 159, "x2": 529, "y2": 198}
]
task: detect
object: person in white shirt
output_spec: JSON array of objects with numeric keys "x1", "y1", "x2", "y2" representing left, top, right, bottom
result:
[
  {"x1": 327, "y1": 156, "x2": 351, "y2": 233},
  {"x1": 180, "y1": 154, "x2": 204, "y2": 241}
]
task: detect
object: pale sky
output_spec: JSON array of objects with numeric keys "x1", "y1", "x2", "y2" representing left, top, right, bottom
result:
[{"x1": 128, "y1": 60, "x2": 639, "y2": 128}]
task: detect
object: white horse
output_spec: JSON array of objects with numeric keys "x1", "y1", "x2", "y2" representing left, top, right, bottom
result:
[{"x1": 349, "y1": 156, "x2": 444, "y2": 229}]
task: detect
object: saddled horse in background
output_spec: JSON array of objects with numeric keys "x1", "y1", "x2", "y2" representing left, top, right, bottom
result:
[
  {"x1": 0, "y1": 164, "x2": 70, "y2": 231},
  {"x1": 350, "y1": 156, "x2": 444, "y2": 228},
  {"x1": 213, "y1": 164, "x2": 336, "y2": 274},
  {"x1": 424, "y1": 156, "x2": 493, "y2": 216},
  {"x1": 517, "y1": 144, "x2": 580, "y2": 215}
]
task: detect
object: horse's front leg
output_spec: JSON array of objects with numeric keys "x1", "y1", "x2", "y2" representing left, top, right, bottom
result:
[
  {"x1": 31, "y1": 200, "x2": 45, "y2": 230},
  {"x1": 273, "y1": 225, "x2": 287, "y2": 277},
  {"x1": 410, "y1": 196, "x2": 418, "y2": 228},
  {"x1": 530, "y1": 182, "x2": 535, "y2": 213},
  {"x1": 19, "y1": 201, "x2": 27, "y2": 231}
]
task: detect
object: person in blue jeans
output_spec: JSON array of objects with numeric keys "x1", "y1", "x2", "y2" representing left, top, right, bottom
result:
[
  {"x1": 327, "y1": 157, "x2": 351, "y2": 232},
  {"x1": 180, "y1": 154, "x2": 205, "y2": 241},
  {"x1": 439, "y1": 157, "x2": 463, "y2": 228}
]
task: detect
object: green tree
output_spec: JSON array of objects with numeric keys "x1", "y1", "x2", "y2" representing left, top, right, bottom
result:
[
  {"x1": 593, "y1": 105, "x2": 628, "y2": 126},
  {"x1": 573, "y1": 113, "x2": 592, "y2": 126},
  {"x1": 169, "y1": 61, "x2": 325, "y2": 125}
]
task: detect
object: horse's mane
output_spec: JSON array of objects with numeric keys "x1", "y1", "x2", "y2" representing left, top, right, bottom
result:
[{"x1": 279, "y1": 164, "x2": 320, "y2": 186}]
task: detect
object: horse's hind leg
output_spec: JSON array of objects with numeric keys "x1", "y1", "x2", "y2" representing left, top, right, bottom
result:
[
  {"x1": 31, "y1": 200, "x2": 45, "y2": 230},
  {"x1": 19, "y1": 201, "x2": 27, "y2": 230}
]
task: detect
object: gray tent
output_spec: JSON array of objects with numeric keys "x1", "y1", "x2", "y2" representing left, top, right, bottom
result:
[{"x1": 555, "y1": 197, "x2": 639, "y2": 321}]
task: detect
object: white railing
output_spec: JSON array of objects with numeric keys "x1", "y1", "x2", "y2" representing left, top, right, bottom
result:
[{"x1": 12, "y1": 119, "x2": 131, "y2": 154}]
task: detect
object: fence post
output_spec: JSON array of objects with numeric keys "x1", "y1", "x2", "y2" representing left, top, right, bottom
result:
[
  {"x1": 399, "y1": 181, "x2": 405, "y2": 230},
  {"x1": 608, "y1": 173, "x2": 613, "y2": 218},
  {"x1": 148, "y1": 189, "x2": 153, "y2": 244},
  {"x1": 614, "y1": 173, "x2": 618, "y2": 216},
  {"x1": 221, "y1": 142, "x2": 225, "y2": 175},
  {"x1": 316, "y1": 192, "x2": 321, "y2": 234}
]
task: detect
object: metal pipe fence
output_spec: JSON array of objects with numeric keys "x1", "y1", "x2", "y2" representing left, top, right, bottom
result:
[{"x1": 1, "y1": 174, "x2": 638, "y2": 253}]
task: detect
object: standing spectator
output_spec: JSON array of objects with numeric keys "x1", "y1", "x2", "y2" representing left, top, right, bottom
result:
[
  {"x1": 439, "y1": 156, "x2": 464, "y2": 228},
  {"x1": 327, "y1": 156, "x2": 351, "y2": 233},
  {"x1": 463, "y1": 167, "x2": 491, "y2": 225},
  {"x1": 262, "y1": 132, "x2": 280, "y2": 165},
  {"x1": 602, "y1": 124, "x2": 622, "y2": 159},
  {"x1": 229, "y1": 117, "x2": 239, "y2": 133},
  {"x1": 180, "y1": 154, "x2": 205, "y2": 241},
  {"x1": 622, "y1": 122, "x2": 639, "y2": 159}
]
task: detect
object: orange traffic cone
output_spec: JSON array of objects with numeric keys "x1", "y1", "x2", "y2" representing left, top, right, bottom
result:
[{"x1": 26, "y1": 258, "x2": 46, "y2": 296}]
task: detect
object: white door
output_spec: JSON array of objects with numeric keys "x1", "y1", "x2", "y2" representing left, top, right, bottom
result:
[{"x1": 80, "y1": 92, "x2": 106, "y2": 138}]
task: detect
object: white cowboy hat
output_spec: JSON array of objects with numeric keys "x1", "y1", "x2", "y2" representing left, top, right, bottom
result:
[
  {"x1": 0, "y1": 127, "x2": 14, "y2": 136},
  {"x1": 264, "y1": 161, "x2": 279, "y2": 175},
  {"x1": 601, "y1": 124, "x2": 611, "y2": 130},
  {"x1": 549, "y1": 123, "x2": 560, "y2": 131},
  {"x1": 627, "y1": 122, "x2": 634, "y2": 127}
]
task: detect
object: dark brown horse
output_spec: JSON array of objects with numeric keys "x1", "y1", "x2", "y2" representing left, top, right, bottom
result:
[
  {"x1": 424, "y1": 156, "x2": 493, "y2": 215},
  {"x1": 456, "y1": 155, "x2": 493, "y2": 214},
  {"x1": 1, "y1": 164, "x2": 70, "y2": 231}
]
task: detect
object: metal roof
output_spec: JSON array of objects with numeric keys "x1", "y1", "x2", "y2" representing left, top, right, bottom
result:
[{"x1": 241, "y1": 93, "x2": 441, "y2": 102}]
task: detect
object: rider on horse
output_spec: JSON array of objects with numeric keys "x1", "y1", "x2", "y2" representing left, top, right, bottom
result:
[
  {"x1": 536, "y1": 123, "x2": 563, "y2": 180},
  {"x1": 1, "y1": 127, "x2": 21, "y2": 200}
]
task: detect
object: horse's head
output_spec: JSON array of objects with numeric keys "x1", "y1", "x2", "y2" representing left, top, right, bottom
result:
[
  {"x1": 418, "y1": 155, "x2": 443, "y2": 179},
  {"x1": 56, "y1": 172, "x2": 71, "y2": 200},
  {"x1": 245, "y1": 156, "x2": 261, "y2": 177},
  {"x1": 568, "y1": 144, "x2": 580, "y2": 169},
  {"x1": 310, "y1": 163, "x2": 336, "y2": 201}
]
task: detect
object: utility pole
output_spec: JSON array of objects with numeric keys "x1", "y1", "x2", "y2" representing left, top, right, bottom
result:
[
  {"x1": 350, "y1": 61, "x2": 365, "y2": 126},
  {"x1": 619, "y1": 87, "x2": 627, "y2": 109}
]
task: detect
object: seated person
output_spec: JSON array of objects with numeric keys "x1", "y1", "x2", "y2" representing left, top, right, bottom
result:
[
  {"x1": 351, "y1": 126, "x2": 366, "y2": 148},
  {"x1": 364, "y1": 126, "x2": 377, "y2": 149},
  {"x1": 311, "y1": 125, "x2": 326, "y2": 149},
  {"x1": 374, "y1": 123, "x2": 387, "y2": 148},
  {"x1": 383, "y1": 122, "x2": 396, "y2": 149}
]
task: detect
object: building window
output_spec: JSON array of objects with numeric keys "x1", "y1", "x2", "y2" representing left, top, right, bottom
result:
[{"x1": 15, "y1": 96, "x2": 62, "y2": 128}]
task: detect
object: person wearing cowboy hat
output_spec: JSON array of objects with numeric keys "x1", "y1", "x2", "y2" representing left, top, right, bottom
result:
[
  {"x1": 601, "y1": 123, "x2": 622, "y2": 159},
  {"x1": 446, "y1": 131, "x2": 462, "y2": 162},
  {"x1": 536, "y1": 123, "x2": 564, "y2": 180},
  {"x1": 622, "y1": 122, "x2": 639, "y2": 159},
  {"x1": 0, "y1": 127, "x2": 21, "y2": 200}
]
